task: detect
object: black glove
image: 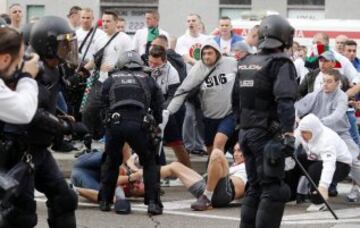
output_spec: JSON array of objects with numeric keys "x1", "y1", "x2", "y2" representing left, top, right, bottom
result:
[{"x1": 282, "y1": 135, "x2": 295, "y2": 157}]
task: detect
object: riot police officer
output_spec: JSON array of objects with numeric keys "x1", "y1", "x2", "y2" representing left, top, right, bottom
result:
[
  {"x1": 98, "y1": 51, "x2": 164, "y2": 215},
  {"x1": 232, "y1": 15, "x2": 298, "y2": 228},
  {"x1": 2, "y1": 16, "x2": 79, "y2": 228}
]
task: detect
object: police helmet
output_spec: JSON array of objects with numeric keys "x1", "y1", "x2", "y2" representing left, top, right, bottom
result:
[
  {"x1": 258, "y1": 15, "x2": 294, "y2": 50},
  {"x1": 20, "y1": 22, "x2": 34, "y2": 46},
  {"x1": 30, "y1": 16, "x2": 78, "y2": 66},
  {"x1": 0, "y1": 18, "x2": 6, "y2": 27},
  {"x1": 116, "y1": 50, "x2": 144, "y2": 70}
]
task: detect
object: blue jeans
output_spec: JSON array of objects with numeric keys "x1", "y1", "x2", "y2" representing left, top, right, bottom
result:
[
  {"x1": 347, "y1": 110, "x2": 360, "y2": 148},
  {"x1": 57, "y1": 91, "x2": 68, "y2": 113},
  {"x1": 70, "y1": 151, "x2": 102, "y2": 190},
  {"x1": 182, "y1": 102, "x2": 204, "y2": 151}
]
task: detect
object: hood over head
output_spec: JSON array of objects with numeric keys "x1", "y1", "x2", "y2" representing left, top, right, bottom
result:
[
  {"x1": 298, "y1": 113, "x2": 324, "y2": 142},
  {"x1": 200, "y1": 39, "x2": 222, "y2": 63}
]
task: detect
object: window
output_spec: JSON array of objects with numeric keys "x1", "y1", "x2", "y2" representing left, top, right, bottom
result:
[
  {"x1": 288, "y1": 0, "x2": 324, "y2": 5},
  {"x1": 26, "y1": 5, "x2": 44, "y2": 23},
  {"x1": 220, "y1": 0, "x2": 251, "y2": 4}
]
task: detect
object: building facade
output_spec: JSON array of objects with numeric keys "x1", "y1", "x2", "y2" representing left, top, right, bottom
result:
[{"x1": 2, "y1": 0, "x2": 359, "y2": 36}]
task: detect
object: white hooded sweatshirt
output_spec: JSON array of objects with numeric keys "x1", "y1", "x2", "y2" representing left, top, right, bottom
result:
[{"x1": 295, "y1": 114, "x2": 352, "y2": 189}]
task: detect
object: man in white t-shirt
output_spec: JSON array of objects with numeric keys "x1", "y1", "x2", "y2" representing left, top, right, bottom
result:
[
  {"x1": 76, "y1": 8, "x2": 107, "y2": 65},
  {"x1": 82, "y1": 10, "x2": 132, "y2": 139},
  {"x1": 175, "y1": 13, "x2": 209, "y2": 69},
  {"x1": 175, "y1": 13, "x2": 209, "y2": 155},
  {"x1": 132, "y1": 10, "x2": 169, "y2": 56}
]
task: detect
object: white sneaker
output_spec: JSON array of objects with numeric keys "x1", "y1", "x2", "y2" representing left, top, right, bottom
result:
[
  {"x1": 346, "y1": 185, "x2": 360, "y2": 202},
  {"x1": 306, "y1": 203, "x2": 327, "y2": 212}
]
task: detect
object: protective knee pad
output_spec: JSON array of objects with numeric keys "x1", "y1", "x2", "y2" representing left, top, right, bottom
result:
[
  {"x1": 262, "y1": 182, "x2": 291, "y2": 203},
  {"x1": 256, "y1": 199, "x2": 285, "y2": 228},
  {"x1": 6, "y1": 198, "x2": 37, "y2": 228},
  {"x1": 240, "y1": 195, "x2": 259, "y2": 228},
  {"x1": 46, "y1": 184, "x2": 78, "y2": 217},
  {"x1": 263, "y1": 140, "x2": 286, "y2": 181}
]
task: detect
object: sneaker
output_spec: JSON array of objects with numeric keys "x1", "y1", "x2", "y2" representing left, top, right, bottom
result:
[
  {"x1": 147, "y1": 201, "x2": 163, "y2": 215},
  {"x1": 51, "y1": 141, "x2": 78, "y2": 153},
  {"x1": 306, "y1": 203, "x2": 327, "y2": 212},
  {"x1": 328, "y1": 183, "x2": 338, "y2": 197},
  {"x1": 191, "y1": 195, "x2": 212, "y2": 211},
  {"x1": 114, "y1": 199, "x2": 131, "y2": 214},
  {"x1": 346, "y1": 185, "x2": 360, "y2": 202},
  {"x1": 99, "y1": 201, "x2": 112, "y2": 212}
]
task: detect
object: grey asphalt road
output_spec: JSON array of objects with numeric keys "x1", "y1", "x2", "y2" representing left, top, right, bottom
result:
[{"x1": 34, "y1": 183, "x2": 360, "y2": 228}]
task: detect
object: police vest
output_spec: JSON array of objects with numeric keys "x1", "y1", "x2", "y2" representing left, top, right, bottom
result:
[
  {"x1": 109, "y1": 70, "x2": 151, "y2": 112},
  {"x1": 236, "y1": 53, "x2": 293, "y2": 130}
]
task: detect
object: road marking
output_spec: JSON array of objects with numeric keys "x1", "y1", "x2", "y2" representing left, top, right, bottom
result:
[{"x1": 36, "y1": 196, "x2": 360, "y2": 225}]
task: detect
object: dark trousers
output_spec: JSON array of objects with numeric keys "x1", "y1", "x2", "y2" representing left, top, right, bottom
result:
[
  {"x1": 82, "y1": 80, "x2": 104, "y2": 140},
  {"x1": 5, "y1": 146, "x2": 77, "y2": 228},
  {"x1": 239, "y1": 129, "x2": 289, "y2": 228},
  {"x1": 286, "y1": 155, "x2": 351, "y2": 204},
  {"x1": 99, "y1": 120, "x2": 160, "y2": 205}
]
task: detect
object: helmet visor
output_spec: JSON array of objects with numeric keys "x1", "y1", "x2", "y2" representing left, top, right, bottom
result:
[{"x1": 56, "y1": 33, "x2": 78, "y2": 66}]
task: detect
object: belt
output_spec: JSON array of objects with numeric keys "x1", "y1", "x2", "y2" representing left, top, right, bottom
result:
[{"x1": 229, "y1": 178, "x2": 236, "y2": 201}]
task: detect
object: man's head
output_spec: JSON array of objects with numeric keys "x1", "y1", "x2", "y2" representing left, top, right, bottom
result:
[
  {"x1": 318, "y1": 51, "x2": 336, "y2": 72},
  {"x1": 9, "y1": 4, "x2": 22, "y2": 28},
  {"x1": 116, "y1": 17, "x2": 126, "y2": 32},
  {"x1": 312, "y1": 32, "x2": 329, "y2": 45},
  {"x1": 335, "y1": 34, "x2": 348, "y2": 54},
  {"x1": 322, "y1": 69, "x2": 341, "y2": 93},
  {"x1": 232, "y1": 41, "x2": 252, "y2": 60},
  {"x1": 80, "y1": 8, "x2": 94, "y2": 31},
  {"x1": 186, "y1": 13, "x2": 201, "y2": 34},
  {"x1": 233, "y1": 143, "x2": 245, "y2": 165},
  {"x1": 0, "y1": 14, "x2": 11, "y2": 25},
  {"x1": 102, "y1": 10, "x2": 118, "y2": 35},
  {"x1": 245, "y1": 25, "x2": 259, "y2": 47},
  {"x1": 201, "y1": 45, "x2": 221, "y2": 67},
  {"x1": 258, "y1": 15, "x2": 294, "y2": 50},
  {"x1": 218, "y1": 16, "x2": 233, "y2": 39},
  {"x1": 145, "y1": 10, "x2": 159, "y2": 28},
  {"x1": 344, "y1": 40, "x2": 357, "y2": 62},
  {"x1": 67, "y1": 6, "x2": 82, "y2": 29},
  {"x1": 0, "y1": 26, "x2": 24, "y2": 80},
  {"x1": 148, "y1": 45, "x2": 167, "y2": 69},
  {"x1": 151, "y1": 35, "x2": 169, "y2": 50},
  {"x1": 30, "y1": 16, "x2": 78, "y2": 66}
]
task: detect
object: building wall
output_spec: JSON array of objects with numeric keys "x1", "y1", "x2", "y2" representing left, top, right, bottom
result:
[
  {"x1": 0, "y1": 1, "x2": 8, "y2": 14},
  {"x1": 158, "y1": 0, "x2": 219, "y2": 37},
  {"x1": 252, "y1": 0, "x2": 287, "y2": 17},
  {"x1": 6, "y1": 0, "x2": 100, "y2": 23},
  {"x1": 325, "y1": 0, "x2": 360, "y2": 20}
]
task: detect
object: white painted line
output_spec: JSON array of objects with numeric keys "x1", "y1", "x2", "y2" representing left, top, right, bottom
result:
[{"x1": 36, "y1": 198, "x2": 360, "y2": 225}]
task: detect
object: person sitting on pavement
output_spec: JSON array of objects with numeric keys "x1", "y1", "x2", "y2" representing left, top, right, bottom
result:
[
  {"x1": 295, "y1": 69, "x2": 360, "y2": 201},
  {"x1": 293, "y1": 114, "x2": 352, "y2": 212},
  {"x1": 70, "y1": 145, "x2": 247, "y2": 213}
]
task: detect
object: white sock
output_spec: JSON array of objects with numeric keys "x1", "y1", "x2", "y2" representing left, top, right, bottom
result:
[
  {"x1": 115, "y1": 186, "x2": 126, "y2": 200},
  {"x1": 204, "y1": 189, "x2": 213, "y2": 200}
]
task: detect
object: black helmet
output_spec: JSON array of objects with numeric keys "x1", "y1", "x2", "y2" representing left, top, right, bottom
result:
[
  {"x1": 116, "y1": 50, "x2": 144, "y2": 70},
  {"x1": 0, "y1": 18, "x2": 6, "y2": 26},
  {"x1": 20, "y1": 22, "x2": 34, "y2": 46},
  {"x1": 30, "y1": 16, "x2": 78, "y2": 66},
  {"x1": 258, "y1": 15, "x2": 294, "y2": 50}
]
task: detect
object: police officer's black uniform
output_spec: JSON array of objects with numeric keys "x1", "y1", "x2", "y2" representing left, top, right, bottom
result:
[
  {"x1": 98, "y1": 51, "x2": 165, "y2": 215},
  {"x1": 1, "y1": 16, "x2": 80, "y2": 228},
  {"x1": 232, "y1": 15, "x2": 298, "y2": 228}
]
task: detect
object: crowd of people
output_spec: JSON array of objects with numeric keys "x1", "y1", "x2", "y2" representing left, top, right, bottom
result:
[{"x1": 1, "y1": 2, "x2": 360, "y2": 228}]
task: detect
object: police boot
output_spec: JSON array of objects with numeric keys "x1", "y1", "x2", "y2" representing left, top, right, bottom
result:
[
  {"x1": 47, "y1": 211, "x2": 76, "y2": 228},
  {"x1": 147, "y1": 200, "x2": 163, "y2": 215}
]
